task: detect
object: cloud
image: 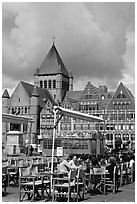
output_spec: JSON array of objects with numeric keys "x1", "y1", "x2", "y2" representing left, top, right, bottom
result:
[
  {"x1": 2, "y1": 2, "x2": 135, "y2": 95},
  {"x1": 122, "y1": 31, "x2": 135, "y2": 95}
]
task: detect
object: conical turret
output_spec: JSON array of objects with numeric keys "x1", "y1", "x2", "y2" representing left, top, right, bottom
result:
[
  {"x1": 2, "y1": 89, "x2": 10, "y2": 99},
  {"x1": 2, "y1": 89, "x2": 10, "y2": 113}
]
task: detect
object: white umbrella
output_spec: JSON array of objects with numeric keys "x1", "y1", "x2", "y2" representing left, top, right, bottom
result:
[{"x1": 50, "y1": 105, "x2": 104, "y2": 187}]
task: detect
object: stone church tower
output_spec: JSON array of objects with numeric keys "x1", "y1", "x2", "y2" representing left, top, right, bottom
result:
[{"x1": 34, "y1": 42, "x2": 73, "y2": 103}]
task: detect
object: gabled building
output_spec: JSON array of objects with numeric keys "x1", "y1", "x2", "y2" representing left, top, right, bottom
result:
[
  {"x1": 104, "y1": 82, "x2": 135, "y2": 149},
  {"x1": 2, "y1": 81, "x2": 56, "y2": 144}
]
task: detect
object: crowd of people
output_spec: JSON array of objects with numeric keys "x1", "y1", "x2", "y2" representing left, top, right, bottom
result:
[
  {"x1": 58, "y1": 151, "x2": 135, "y2": 171},
  {"x1": 56, "y1": 151, "x2": 135, "y2": 194}
]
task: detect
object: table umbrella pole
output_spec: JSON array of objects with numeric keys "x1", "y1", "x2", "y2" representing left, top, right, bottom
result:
[{"x1": 51, "y1": 107, "x2": 57, "y2": 190}]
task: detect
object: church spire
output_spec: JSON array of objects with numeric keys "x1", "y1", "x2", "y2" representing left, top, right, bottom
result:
[{"x1": 52, "y1": 36, "x2": 55, "y2": 45}]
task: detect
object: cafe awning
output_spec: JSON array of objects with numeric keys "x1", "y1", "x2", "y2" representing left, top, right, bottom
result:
[{"x1": 54, "y1": 105, "x2": 104, "y2": 122}]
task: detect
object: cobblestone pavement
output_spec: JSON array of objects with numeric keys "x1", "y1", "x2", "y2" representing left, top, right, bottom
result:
[{"x1": 2, "y1": 182, "x2": 135, "y2": 202}]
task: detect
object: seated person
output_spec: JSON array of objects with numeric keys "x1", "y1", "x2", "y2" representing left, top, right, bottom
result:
[
  {"x1": 69, "y1": 155, "x2": 82, "y2": 169},
  {"x1": 58, "y1": 154, "x2": 72, "y2": 173},
  {"x1": 91, "y1": 157, "x2": 101, "y2": 168},
  {"x1": 129, "y1": 155, "x2": 135, "y2": 169},
  {"x1": 106, "y1": 156, "x2": 117, "y2": 181},
  {"x1": 100, "y1": 156, "x2": 107, "y2": 166}
]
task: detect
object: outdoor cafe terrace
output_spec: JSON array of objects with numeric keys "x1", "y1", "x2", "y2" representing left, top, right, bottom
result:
[{"x1": 2, "y1": 151, "x2": 135, "y2": 202}]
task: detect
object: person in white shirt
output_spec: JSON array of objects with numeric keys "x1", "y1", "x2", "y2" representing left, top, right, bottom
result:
[
  {"x1": 58, "y1": 154, "x2": 71, "y2": 173},
  {"x1": 69, "y1": 155, "x2": 82, "y2": 169},
  {"x1": 129, "y1": 155, "x2": 135, "y2": 169}
]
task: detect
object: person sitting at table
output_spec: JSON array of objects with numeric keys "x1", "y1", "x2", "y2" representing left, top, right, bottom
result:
[
  {"x1": 107, "y1": 155, "x2": 117, "y2": 181},
  {"x1": 129, "y1": 154, "x2": 135, "y2": 169},
  {"x1": 100, "y1": 156, "x2": 107, "y2": 166},
  {"x1": 69, "y1": 155, "x2": 82, "y2": 169},
  {"x1": 91, "y1": 156, "x2": 101, "y2": 168},
  {"x1": 58, "y1": 154, "x2": 72, "y2": 173}
]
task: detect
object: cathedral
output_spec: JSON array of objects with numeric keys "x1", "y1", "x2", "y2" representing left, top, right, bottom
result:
[{"x1": 2, "y1": 42, "x2": 135, "y2": 155}]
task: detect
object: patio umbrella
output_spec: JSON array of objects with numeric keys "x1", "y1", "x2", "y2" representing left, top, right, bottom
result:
[{"x1": 50, "y1": 105, "x2": 104, "y2": 188}]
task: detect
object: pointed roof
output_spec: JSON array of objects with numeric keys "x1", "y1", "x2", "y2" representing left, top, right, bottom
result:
[
  {"x1": 2, "y1": 89, "x2": 10, "y2": 98},
  {"x1": 125, "y1": 86, "x2": 134, "y2": 100},
  {"x1": 106, "y1": 82, "x2": 135, "y2": 110},
  {"x1": 20, "y1": 81, "x2": 56, "y2": 106},
  {"x1": 38, "y1": 44, "x2": 69, "y2": 77}
]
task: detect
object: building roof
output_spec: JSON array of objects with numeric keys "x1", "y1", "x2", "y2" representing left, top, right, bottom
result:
[
  {"x1": 2, "y1": 89, "x2": 10, "y2": 98},
  {"x1": 125, "y1": 86, "x2": 135, "y2": 101},
  {"x1": 65, "y1": 91, "x2": 83, "y2": 101},
  {"x1": 21, "y1": 81, "x2": 56, "y2": 106},
  {"x1": 38, "y1": 44, "x2": 69, "y2": 77}
]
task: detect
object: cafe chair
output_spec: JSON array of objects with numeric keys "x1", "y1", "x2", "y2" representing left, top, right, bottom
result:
[
  {"x1": 40, "y1": 173, "x2": 51, "y2": 200},
  {"x1": 2, "y1": 159, "x2": 9, "y2": 167},
  {"x1": 38, "y1": 163, "x2": 51, "y2": 200},
  {"x1": 52, "y1": 169, "x2": 78, "y2": 202},
  {"x1": 32, "y1": 157, "x2": 39, "y2": 165},
  {"x1": 105, "y1": 165, "x2": 118, "y2": 194},
  {"x1": 19, "y1": 165, "x2": 43, "y2": 202},
  {"x1": 7, "y1": 166, "x2": 19, "y2": 186},
  {"x1": 2, "y1": 166, "x2": 9, "y2": 196},
  {"x1": 17, "y1": 159, "x2": 24, "y2": 167},
  {"x1": 92, "y1": 167, "x2": 106, "y2": 195},
  {"x1": 10, "y1": 158, "x2": 18, "y2": 166},
  {"x1": 126, "y1": 162, "x2": 135, "y2": 184},
  {"x1": 116, "y1": 163, "x2": 122, "y2": 187},
  {"x1": 120, "y1": 163, "x2": 128, "y2": 186},
  {"x1": 76, "y1": 169, "x2": 85, "y2": 201},
  {"x1": 38, "y1": 163, "x2": 46, "y2": 173}
]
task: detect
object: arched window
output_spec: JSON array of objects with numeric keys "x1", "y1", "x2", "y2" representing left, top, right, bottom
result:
[
  {"x1": 44, "y1": 80, "x2": 47, "y2": 89},
  {"x1": 101, "y1": 95, "x2": 105, "y2": 100},
  {"x1": 48, "y1": 80, "x2": 52, "y2": 89},
  {"x1": 40, "y1": 81, "x2": 43, "y2": 88},
  {"x1": 53, "y1": 80, "x2": 56, "y2": 89}
]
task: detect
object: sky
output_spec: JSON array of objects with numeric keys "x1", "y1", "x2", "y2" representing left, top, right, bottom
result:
[{"x1": 2, "y1": 2, "x2": 135, "y2": 96}]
